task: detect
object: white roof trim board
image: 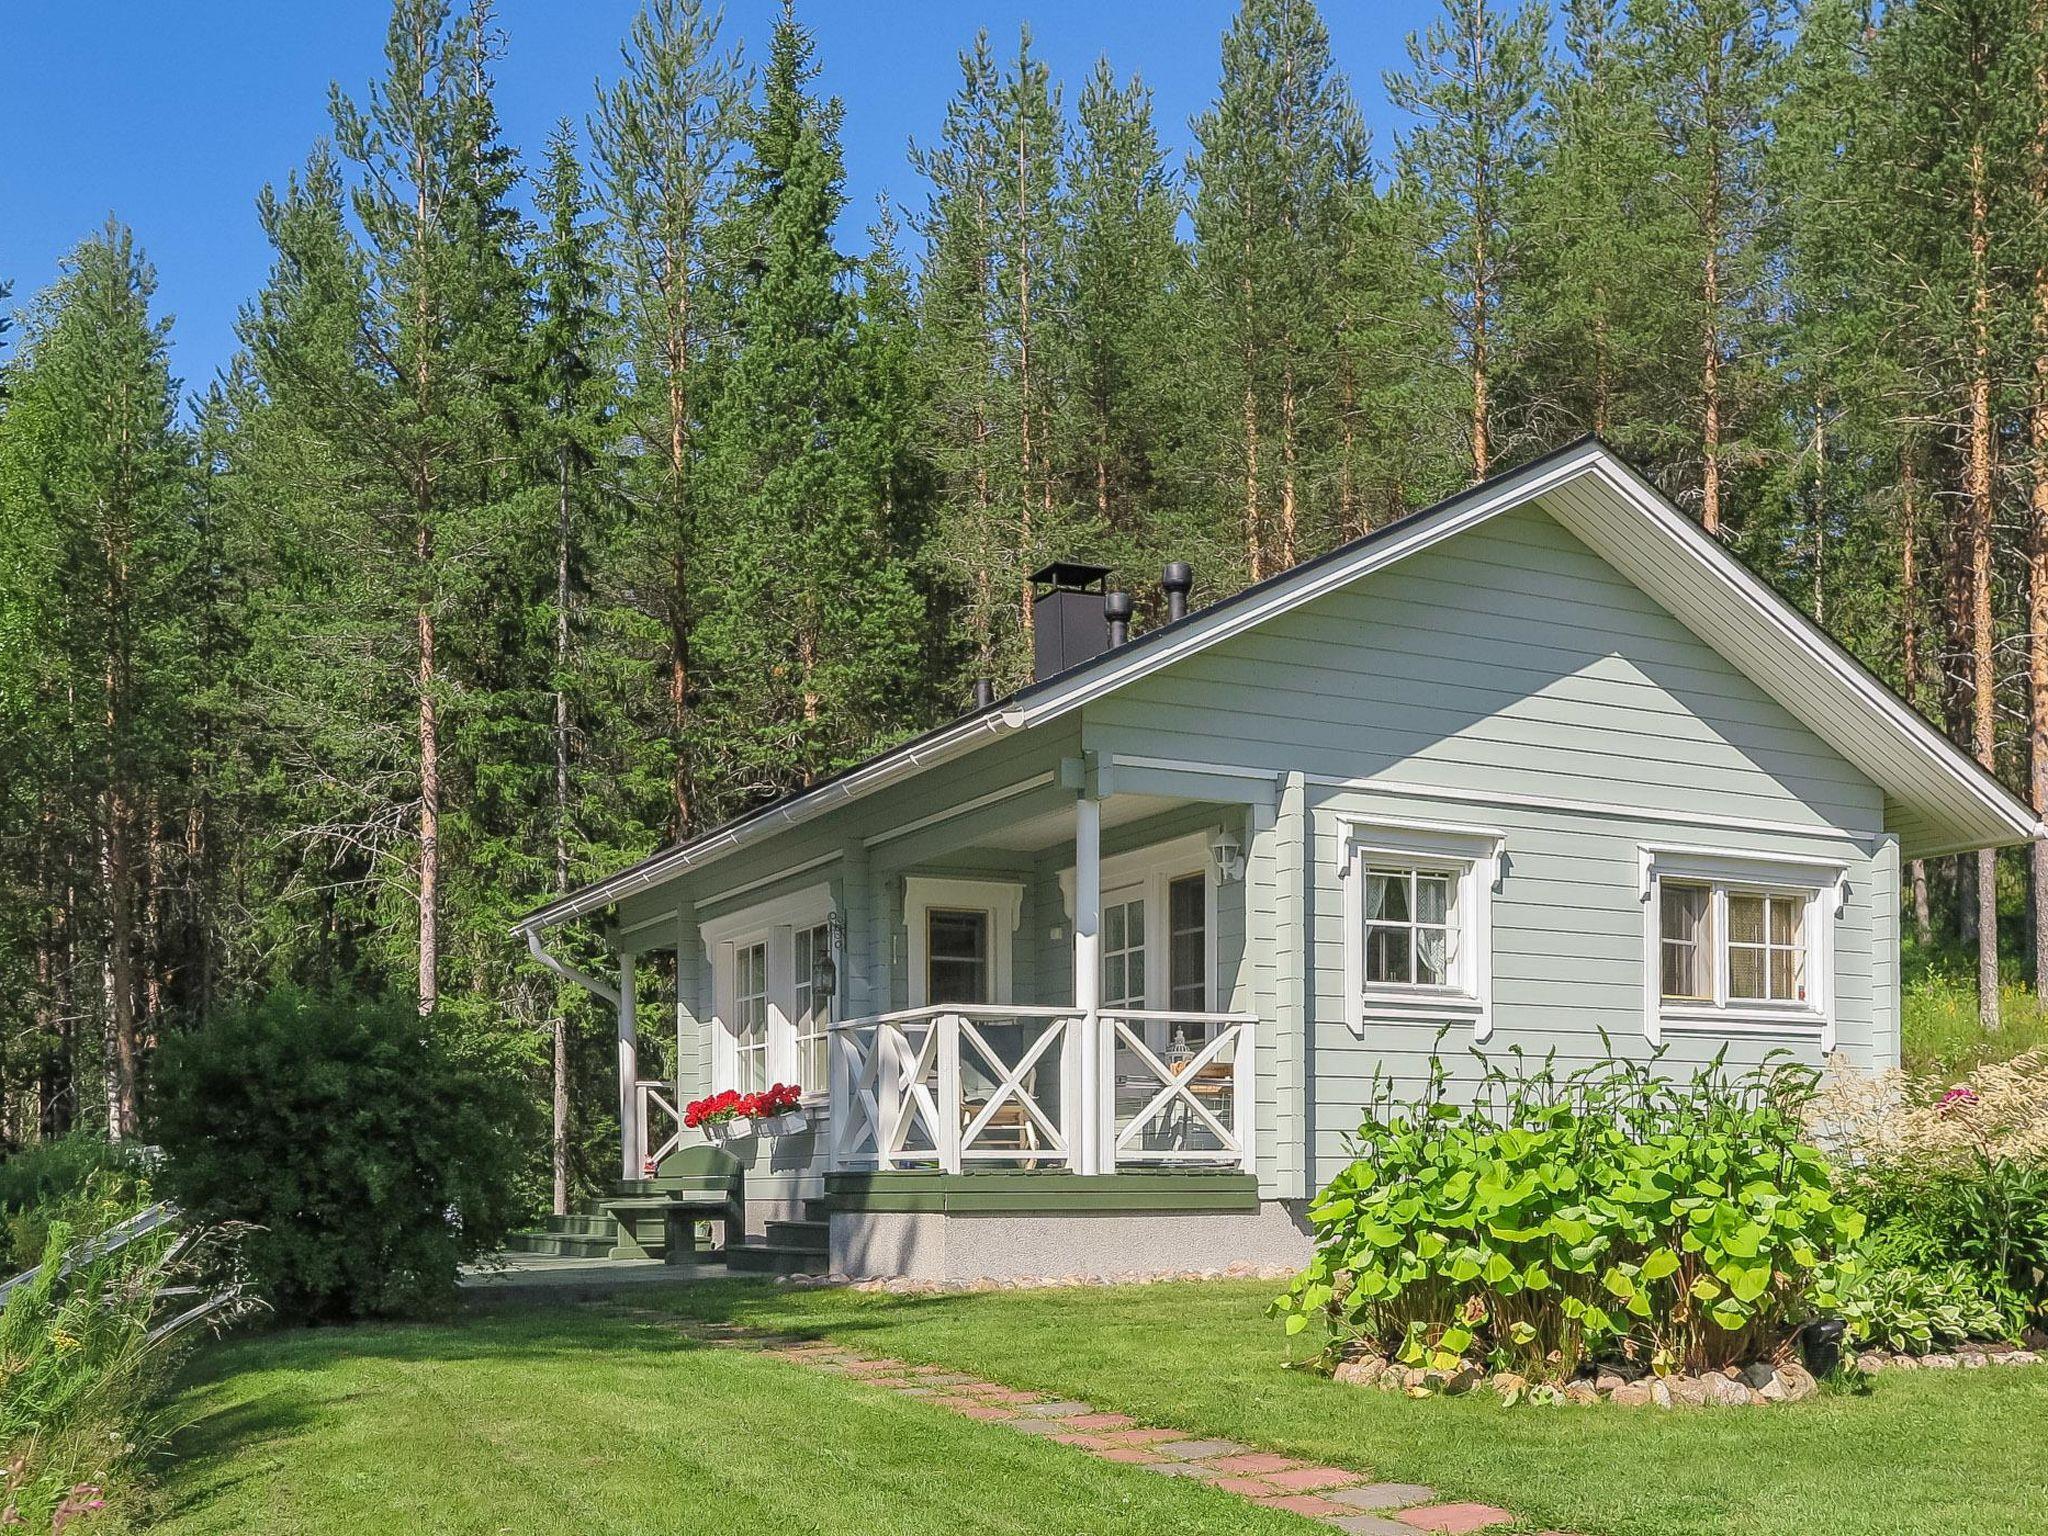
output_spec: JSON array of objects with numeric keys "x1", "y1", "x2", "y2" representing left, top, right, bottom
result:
[{"x1": 518, "y1": 439, "x2": 2040, "y2": 933}]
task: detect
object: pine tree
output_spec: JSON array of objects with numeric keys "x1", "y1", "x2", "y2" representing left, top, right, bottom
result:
[
  {"x1": 913, "y1": 35, "x2": 1013, "y2": 685},
  {"x1": 591, "y1": 0, "x2": 744, "y2": 839},
  {"x1": 1871, "y1": 0, "x2": 2029, "y2": 1027},
  {"x1": 0, "y1": 223, "x2": 192, "y2": 1137},
  {"x1": 1189, "y1": 0, "x2": 1368, "y2": 582},
  {"x1": 1628, "y1": 0, "x2": 1788, "y2": 536},
  {"x1": 1519, "y1": 0, "x2": 1670, "y2": 448},
  {"x1": 1064, "y1": 59, "x2": 1189, "y2": 600},
  {"x1": 1386, "y1": 0, "x2": 1547, "y2": 479}
]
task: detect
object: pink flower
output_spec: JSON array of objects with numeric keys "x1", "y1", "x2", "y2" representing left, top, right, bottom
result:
[{"x1": 1939, "y1": 1085, "x2": 1980, "y2": 1113}]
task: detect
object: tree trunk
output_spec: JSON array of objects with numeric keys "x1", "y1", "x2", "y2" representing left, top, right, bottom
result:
[
  {"x1": 1278, "y1": 361, "x2": 1299, "y2": 569},
  {"x1": 1901, "y1": 449, "x2": 1933, "y2": 946},
  {"x1": 1698, "y1": 42, "x2": 1725, "y2": 537},
  {"x1": 1968, "y1": 132, "x2": 2000, "y2": 1031},
  {"x1": 2029, "y1": 0, "x2": 2048, "y2": 1000},
  {"x1": 553, "y1": 449, "x2": 573, "y2": 1217},
  {"x1": 416, "y1": 524, "x2": 440, "y2": 1017},
  {"x1": 102, "y1": 790, "x2": 138, "y2": 1140}
]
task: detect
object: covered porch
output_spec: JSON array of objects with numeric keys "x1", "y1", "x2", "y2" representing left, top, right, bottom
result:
[{"x1": 581, "y1": 745, "x2": 1302, "y2": 1276}]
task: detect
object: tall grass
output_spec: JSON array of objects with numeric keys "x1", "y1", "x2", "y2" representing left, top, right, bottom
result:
[
  {"x1": 1900, "y1": 971, "x2": 2048, "y2": 1077},
  {"x1": 0, "y1": 1182, "x2": 252, "y2": 1530}
]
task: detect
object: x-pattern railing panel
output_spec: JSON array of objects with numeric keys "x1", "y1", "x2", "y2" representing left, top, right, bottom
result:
[
  {"x1": 636, "y1": 1080, "x2": 685, "y2": 1171},
  {"x1": 957, "y1": 1014, "x2": 1072, "y2": 1163},
  {"x1": 1108, "y1": 1014, "x2": 1250, "y2": 1164}
]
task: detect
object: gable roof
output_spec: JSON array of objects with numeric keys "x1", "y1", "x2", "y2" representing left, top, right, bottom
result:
[{"x1": 516, "y1": 437, "x2": 2040, "y2": 934}]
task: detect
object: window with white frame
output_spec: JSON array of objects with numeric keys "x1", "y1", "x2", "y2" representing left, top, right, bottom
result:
[
  {"x1": 1057, "y1": 832, "x2": 1219, "y2": 1018},
  {"x1": 904, "y1": 877, "x2": 1022, "y2": 1009},
  {"x1": 1339, "y1": 818, "x2": 1503, "y2": 1039},
  {"x1": 1640, "y1": 845, "x2": 1844, "y2": 1046},
  {"x1": 1365, "y1": 865, "x2": 1458, "y2": 987},
  {"x1": 1101, "y1": 891, "x2": 1147, "y2": 1008},
  {"x1": 792, "y1": 921, "x2": 832, "y2": 1090},
  {"x1": 732, "y1": 940, "x2": 769, "y2": 1091}
]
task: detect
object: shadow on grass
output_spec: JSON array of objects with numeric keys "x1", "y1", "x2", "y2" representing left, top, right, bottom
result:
[{"x1": 152, "y1": 1301, "x2": 739, "y2": 1514}]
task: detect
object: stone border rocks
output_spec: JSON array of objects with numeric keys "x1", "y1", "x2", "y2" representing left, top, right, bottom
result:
[
  {"x1": 1854, "y1": 1344, "x2": 2041, "y2": 1373},
  {"x1": 1333, "y1": 1349, "x2": 1821, "y2": 1407}
]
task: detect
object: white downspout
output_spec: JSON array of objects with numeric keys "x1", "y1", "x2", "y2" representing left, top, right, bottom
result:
[{"x1": 524, "y1": 928, "x2": 637, "y2": 1181}]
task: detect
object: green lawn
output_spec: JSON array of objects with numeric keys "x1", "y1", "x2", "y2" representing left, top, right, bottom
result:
[
  {"x1": 139, "y1": 1304, "x2": 1302, "y2": 1536},
  {"x1": 646, "y1": 1279, "x2": 2048, "y2": 1536}
]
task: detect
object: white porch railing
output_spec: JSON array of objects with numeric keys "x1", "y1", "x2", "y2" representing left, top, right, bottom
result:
[
  {"x1": 828, "y1": 1005, "x2": 1255, "y2": 1175},
  {"x1": 830, "y1": 1006, "x2": 1080, "y2": 1172},
  {"x1": 635, "y1": 1079, "x2": 683, "y2": 1175},
  {"x1": 1103, "y1": 1011, "x2": 1256, "y2": 1170}
]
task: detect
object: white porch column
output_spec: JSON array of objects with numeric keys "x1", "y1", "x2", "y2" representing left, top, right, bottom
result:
[
  {"x1": 1073, "y1": 792, "x2": 1102, "y2": 1175},
  {"x1": 616, "y1": 950, "x2": 639, "y2": 1183}
]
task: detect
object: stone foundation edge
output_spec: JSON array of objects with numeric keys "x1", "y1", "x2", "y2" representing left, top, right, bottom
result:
[{"x1": 827, "y1": 1199, "x2": 1313, "y2": 1282}]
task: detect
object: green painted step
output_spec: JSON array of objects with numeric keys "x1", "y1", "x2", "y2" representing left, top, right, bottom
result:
[
  {"x1": 503, "y1": 1230, "x2": 616, "y2": 1259},
  {"x1": 724, "y1": 1240, "x2": 827, "y2": 1277},
  {"x1": 762, "y1": 1218, "x2": 828, "y2": 1254}
]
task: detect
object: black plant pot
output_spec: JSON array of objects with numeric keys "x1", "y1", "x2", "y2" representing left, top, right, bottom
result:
[{"x1": 1802, "y1": 1318, "x2": 1848, "y2": 1378}]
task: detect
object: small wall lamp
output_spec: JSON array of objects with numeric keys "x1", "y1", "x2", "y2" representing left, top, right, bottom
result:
[{"x1": 1208, "y1": 828, "x2": 1246, "y2": 883}]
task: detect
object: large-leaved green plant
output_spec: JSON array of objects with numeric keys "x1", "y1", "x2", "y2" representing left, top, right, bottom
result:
[{"x1": 1273, "y1": 1047, "x2": 1863, "y2": 1378}]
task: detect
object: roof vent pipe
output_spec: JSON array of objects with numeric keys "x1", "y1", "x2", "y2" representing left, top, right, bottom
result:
[
  {"x1": 1104, "y1": 590, "x2": 1133, "y2": 648},
  {"x1": 972, "y1": 678, "x2": 995, "y2": 710},
  {"x1": 1162, "y1": 561, "x2": 1193, "y2": 622}
]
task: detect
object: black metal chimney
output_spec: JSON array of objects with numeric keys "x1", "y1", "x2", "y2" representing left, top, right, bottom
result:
[
  {"x1": 1162, "y1": 561, "x2": 1193, "y2": 623},
  {"x1": 972, "y1": 678, "x2": 995, "y2": 710},
  {"x1": 1029, "y1": 561, "x2": 1114, "y2": 679},
  {"x1": 1104, "y1": 590, "x2": 1132, "y2": 648}
]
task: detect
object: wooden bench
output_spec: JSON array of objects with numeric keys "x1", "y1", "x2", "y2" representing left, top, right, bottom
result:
[{"x1": 602, "y1": 1145, "x2": 744, "y2": 1265}]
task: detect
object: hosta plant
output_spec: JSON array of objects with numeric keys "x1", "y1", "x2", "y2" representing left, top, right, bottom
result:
[
  {"x1": 1832, "y1": 1260, "x2": 2013, "y2": 1353},
  {"x1": 1272, "y1": 1046, "x2": 1863, "y2": 1379}
]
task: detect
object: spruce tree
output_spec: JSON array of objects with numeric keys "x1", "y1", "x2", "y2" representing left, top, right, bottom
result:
[
  {"x1": 700, "y1": 5, "x2": 926, "y2": 794},
  {"x1": 0, "y1": 223, "x2": 192, "y2": 1137},
  {"x1": 528, "y1": 122, "x2": 623, "y2": 1212}
]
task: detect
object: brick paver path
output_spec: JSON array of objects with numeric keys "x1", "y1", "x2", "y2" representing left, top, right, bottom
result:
[{"x1": 647, "y1": 1316, "x2": 1574, "y2": 1536}]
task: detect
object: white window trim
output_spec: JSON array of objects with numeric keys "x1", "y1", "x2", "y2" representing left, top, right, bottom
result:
[
  {"x1": 1636, "y1": 844, "x2": 1846, "y2": 1050},
  {"x1": 701, "y1": 883, "x2": 835, "y2": 1098},
  {"x1": 1337, "y1": 815, "x2": 1504, "y2": 1041},
  {"x1": 904, "y1": 875, "x2": 1023, "y2": 1009},
  {"x1": 1056, "y1": 831, "x2": 1219, "y2": 1013}
]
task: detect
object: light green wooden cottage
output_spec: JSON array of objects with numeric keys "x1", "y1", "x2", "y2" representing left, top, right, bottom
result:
[{"x1": 514, "y1": 439, "x2": 2039, "y2": 1281}]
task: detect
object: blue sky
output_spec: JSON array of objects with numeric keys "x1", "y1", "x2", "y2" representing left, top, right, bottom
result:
[{"x1": 1, "y1": 1, "x2": 1437, "y2": 398}]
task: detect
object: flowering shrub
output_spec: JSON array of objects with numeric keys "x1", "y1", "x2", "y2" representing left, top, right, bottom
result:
[
  {"x1": 1272, "y1": 1049, "x2": 1861, "y2": 1380},
  {"x1": 1808, "y1": 1049, "x2": 2048, "y2": 1333},
  {"x1": 684, "y1": 1083, "x2": 802, "y2": 1129}
]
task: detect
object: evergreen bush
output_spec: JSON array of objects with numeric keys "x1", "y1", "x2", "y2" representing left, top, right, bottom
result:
[{"x1": 148, "y1": 988, "x2": 535, "y2": 1323}]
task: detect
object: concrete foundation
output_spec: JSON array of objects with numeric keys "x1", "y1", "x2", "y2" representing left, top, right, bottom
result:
[{"x1": 828, "y1": 1200, "x2": 1313, "y2": 1281}]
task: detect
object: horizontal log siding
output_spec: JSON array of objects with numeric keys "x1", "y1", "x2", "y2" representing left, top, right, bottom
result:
[{"x1": 1081, "y1": 502, "x2": 1896, "y2": 1192}]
